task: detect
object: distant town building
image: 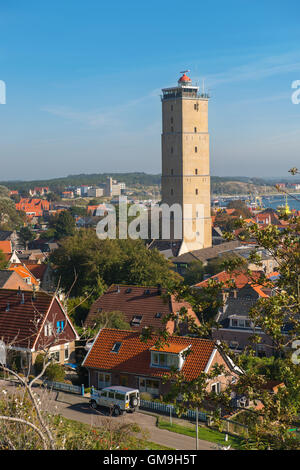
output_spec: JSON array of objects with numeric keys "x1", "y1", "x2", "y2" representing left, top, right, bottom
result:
[
  {"x1": 104, "y1": 177, "x2": 125, "y2": 197},
  {"x1": 87, "y1": 187, "x2": 104, "y2": 198},
  {"x1": 16, "y1": 198, "x2": 50, "y2": 217},
  {"x1": 29, "y1": 187, "x2": 49, "y2": 197}
]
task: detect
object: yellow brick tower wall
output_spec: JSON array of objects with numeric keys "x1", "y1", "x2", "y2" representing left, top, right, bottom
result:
[{"x1": 161, "y1": 77, "x2": 212, "y2": 252}]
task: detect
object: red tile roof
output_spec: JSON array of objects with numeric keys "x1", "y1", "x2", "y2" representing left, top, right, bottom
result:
[
  {"x1": 15, "y1": 198, "x2": 50, "y2": 217},
  {"x1": 0, "y1": 241, "x2": 12, "y2": 254},
  {"x1": 194, "y1": 270, "x2": 262, "y2": 289},
  {"x1": 85, "y1": 284, "x2": 199, "y2": 332},
  {"x1": 83, "y1": 328, "x2": 215, "y2": 381},
  {"x1": 0, "y1": 289, "x2": 54, "y2": 348},
  {"x1": 9, "y1": 264, "x2": 39, "y2": 286},
  {"x1": 150, "y1": 343, "x2": 188, "y2": 354},
  {"x1": 16, "y1": 262, "x2": 47, "y2": 281},
  {"x1": 0, "y1": 288, "x2": 77, "y2": 349}
]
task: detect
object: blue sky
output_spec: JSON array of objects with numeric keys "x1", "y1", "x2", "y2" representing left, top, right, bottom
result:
[{"x1": 1, "y1": 0, "x2": 300, "y2": 180}]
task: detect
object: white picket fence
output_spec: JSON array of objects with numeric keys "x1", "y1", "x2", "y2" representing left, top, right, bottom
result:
[
  {"x1": 140, "y1": 399, "x2": 208, "y2": 422},
  {"x1": 43, "y1": 380, "x2": 84, "y2": 395}
]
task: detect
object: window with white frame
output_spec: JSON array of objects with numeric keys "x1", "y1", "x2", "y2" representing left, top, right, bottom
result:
[
  {"x1": 64, "y1": 346, "x2": 69, "y2": 360},
  {"x1": 151, "y1": 352, "x2": 179, "y2": 369},
  {"x1": 44, "y1": 322, "x2": 53, "y2": 337},
  {"x1": 211, "y1": 382, "x2": 221, "y2": 394}
]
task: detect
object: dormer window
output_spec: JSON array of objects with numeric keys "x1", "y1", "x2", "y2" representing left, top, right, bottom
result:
[
  {"x1": 155, "y1": 312, "x2": 162, "y2": 318},
  {"x1": 111, "y1": 342, "x2": 122, "y2": 353},
  {"x1": 151, "y1": 351, "x2": 179, "y2": 369},
  {"x1": 125, "y1": 288, "x2": 132, "y2": 293},
  {"x1": 131, "y1": 315, "x2": 142, "y2": 326}
]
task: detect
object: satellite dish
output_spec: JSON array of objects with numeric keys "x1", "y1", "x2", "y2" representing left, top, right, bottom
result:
[{"x1": 0, "y1": 341, "x2": 6, "y2": 365}]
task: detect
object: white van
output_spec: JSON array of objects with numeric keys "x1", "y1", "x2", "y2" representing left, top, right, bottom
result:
[{"x1": 90, "y1": 386, "x2": 140, "y2": 416}]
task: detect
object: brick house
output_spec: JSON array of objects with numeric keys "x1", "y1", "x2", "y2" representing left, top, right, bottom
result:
[
  {"x1": 0, "y1": 288, "x2": 79, "y2": 372},
  {"x1": 82, "y1": 328, "x2": 241, "y2": 397},
  {"x1": 212, "y1": 284, "x2": 275, "y2": 357},
  {"x1": 195, "y1": 270, "x2": 276, "y2": 357},
  {"x1": 84, "y1": 284, "x2": 200, "y2": 334}
]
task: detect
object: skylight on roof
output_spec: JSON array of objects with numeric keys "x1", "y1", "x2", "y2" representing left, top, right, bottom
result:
[
  {"x1": 131, "y1": 315, "x2": 142, "y2": 326},
  {"x1": 111, "y1": 342, "x2": 122, "y2": 353}
]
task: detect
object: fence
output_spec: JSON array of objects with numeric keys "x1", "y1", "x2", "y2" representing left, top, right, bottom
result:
[
  {"x1": 219, "y1": 417, "x2": 249, "y2": 438},
  {"x1": 140, "y1": 399, "x2": 208, "y2": 422},
  {"x1": 43, "y1": 380, "x2": 85, "y2": 396},
  {"x1": 140, "y1": 399, "x2": 249, "y2": 436}
]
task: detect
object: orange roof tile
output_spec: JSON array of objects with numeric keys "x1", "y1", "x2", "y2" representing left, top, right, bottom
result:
[
  {"x1": 195, "y1": 270, "x2": 262, "y2": 289},
  {"x1": 83, "y1": 328, "x2": 215, "y2": 381},
  {"x1": 9, "y1": 264, "x2": 39, "y2": 286},
  {"x1": 150, "y1": 343, "x2": 189, "y2": 354},
  {"x1": 0, "y1": 241, "x2": 12, "y2": 254}
]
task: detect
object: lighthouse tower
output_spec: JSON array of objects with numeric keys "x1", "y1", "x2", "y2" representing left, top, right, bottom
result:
[{"x1": 161, "y1": 72, "x2": 212, "y2": 255}]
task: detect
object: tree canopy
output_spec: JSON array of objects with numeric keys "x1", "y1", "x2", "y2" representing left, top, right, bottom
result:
[{"x1": 50, "y1": 229, "x2": 182, "y2": 296}]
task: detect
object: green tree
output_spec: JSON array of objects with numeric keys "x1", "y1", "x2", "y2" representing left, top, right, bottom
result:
[
  {"x1": 183, "y1": 261, "x2": 204, "y2": 286},
  {"x1": 50, "y1": 229, "x2": 182, "y2": 297},
  {"x1": 54, "y1": 211, "x2": 76, "y2": 240},
  {"x1": 0, "y1": 197, "x2": 25, "y2": 230},
  {"x1": 19, "y1": 226, "x2": 35, "y2": 249},
  {"x1": 227, "y1": 199, "x2": 252, "y2": 218}
]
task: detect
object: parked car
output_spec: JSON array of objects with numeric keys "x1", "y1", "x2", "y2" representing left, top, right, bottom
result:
[{"x1": 89, "y1": 385, "x2": 140, "y2": 416}]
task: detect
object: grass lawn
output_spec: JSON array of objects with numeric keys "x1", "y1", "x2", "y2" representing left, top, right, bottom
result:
[
  {"x1": 156, "y1": 417, "x2": 245, "y2": 449},
  {"x1": 58, "y1": 415, "x2": 174, "y2": 450}
]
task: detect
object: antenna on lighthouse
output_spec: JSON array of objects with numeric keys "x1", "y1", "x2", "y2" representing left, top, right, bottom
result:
[{"x1": 180, "y1": 69, "x2": 190, "y2": 74}]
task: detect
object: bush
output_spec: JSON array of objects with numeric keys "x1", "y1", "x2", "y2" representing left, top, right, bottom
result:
[
  {"x1": 34, "y1": 354, "x2": 45, "y2": 376},
  {"x1": 44, "y1": 363, "x2": 65, "y2": 382},
  {"x1": 140, "y1": 392, "x2": 152, "y2": 401}
]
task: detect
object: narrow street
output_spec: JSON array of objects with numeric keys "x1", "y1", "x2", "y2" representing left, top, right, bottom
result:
[{"x1": 0, "y1": 380, "x2": 215, "y2": 450}]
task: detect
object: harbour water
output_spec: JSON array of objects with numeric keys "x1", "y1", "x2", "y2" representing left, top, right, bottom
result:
[{"x1": 261, "y1": 195, "x2": 300, "y2": 212}]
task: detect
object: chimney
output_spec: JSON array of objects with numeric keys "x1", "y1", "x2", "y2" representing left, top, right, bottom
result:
[
  {"x1": 116, "y1": 285, "x2": 120, "y2": 293},
  {"x1": 5, "y1": 303, "x2": 9, "y2": 312},
  {"x1": 157, "y1": 284, "x2": 162, "y2": 295}
]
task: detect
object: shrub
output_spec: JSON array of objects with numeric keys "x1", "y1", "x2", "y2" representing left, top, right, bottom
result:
[
  {"x1": 140, "y1": 392, "x2": 152, "y2": 401},
  {"x1": 44, "y1": 363, "x2": 65, "y2": 382},
  {"x1": 34, "y1": 354, "x2": 45, "y2": 376}
]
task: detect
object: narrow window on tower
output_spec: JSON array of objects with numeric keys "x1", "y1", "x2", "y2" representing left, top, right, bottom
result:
[
  {"x1": 171, "y1": 189, "x2": 174, "y2": 195},
  {"x1": 195, "y1": 189, "x2": 198, "y2": 195},
  {"x1": 194, "y1": 127, "x2": 197, "y2": 133},
  {"x1": 171, "y1": 126, "x2": 174, "y2": 132},
  {"x1": 171, "y1": 169, "x2": 173, "y2": 175},
  {"x1": 194, "y1": 104, "x2": 197, "y2": 110},
  {"x1": 170, "y1": 117, "x2": 173, "y2": 124},
  {"x1": 195, "y1": 146, "x2": 198, "y2": 153},
  {"x1": 195, "y1": 169, "x2": 198, "y2": 175}
]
